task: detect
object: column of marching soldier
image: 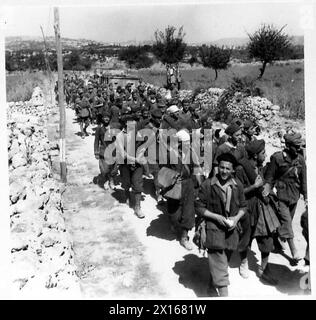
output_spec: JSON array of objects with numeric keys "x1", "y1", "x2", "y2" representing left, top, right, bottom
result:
[{"x1": 58, "y1": 72, "x2": 309, "y2": 297}]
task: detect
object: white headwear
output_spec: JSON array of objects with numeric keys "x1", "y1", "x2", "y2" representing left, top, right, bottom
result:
[{"x1": 167, "y1": 105, "x2": 179, "y2": 114}]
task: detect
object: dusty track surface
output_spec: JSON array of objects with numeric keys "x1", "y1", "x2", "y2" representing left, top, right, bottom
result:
[{"x1": 63, "y1": 108, "x2": 310, "y2": 299}]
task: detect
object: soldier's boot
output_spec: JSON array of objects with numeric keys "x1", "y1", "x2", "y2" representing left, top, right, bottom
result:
[
  {"x1": 179, "y1": 228, "x2": 193, "y2": 251},
  {"x1": 288, "y1": 238, "x2": 301, "y2": 263},
  {"x1": 79, "y1": 123, "x2": 85, "y2": 139},
  {"x1": 134, "y1": 193, "x2": 145, "y2": 219},
  {"x1": 218, "y1": 286, "x2": 228, "y2": 297},
  {"x1": 239, "y1": 251, "x2": 249, "y2": 279}
]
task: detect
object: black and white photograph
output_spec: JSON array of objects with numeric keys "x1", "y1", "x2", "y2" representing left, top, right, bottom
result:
[{"x1": 0, "y1": 0, "x2": 315, "y2": 300}]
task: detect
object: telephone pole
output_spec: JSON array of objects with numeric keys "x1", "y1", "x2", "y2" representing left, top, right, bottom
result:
[{"x1": 54, "y1": 7, "x2": 67, "y2": 183}]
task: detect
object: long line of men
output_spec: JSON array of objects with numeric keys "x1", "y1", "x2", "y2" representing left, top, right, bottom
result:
[{"x1": 59, "y1": 73, "x2": 309, "y2": 297}]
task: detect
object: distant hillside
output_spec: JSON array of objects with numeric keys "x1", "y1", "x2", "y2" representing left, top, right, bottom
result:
[
  {"x1": 6, "y1": 34, "x2": 303, "y2": 52},
  {"x1": 5, "y1": 36, "x2": 102, "y2": 51},
  {"x1": 194, "y1": 35, "x2": 304, "y2": 48}
]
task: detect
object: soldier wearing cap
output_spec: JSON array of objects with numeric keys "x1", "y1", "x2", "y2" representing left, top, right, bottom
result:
[
  {"x1": 162, "y1": 128, "x2": 196, "y2": 251},
  {"x1": 242, "y1": 119, "x2": 258, "y2": 146},
  {"x1": 213, "y1": 122, "x2": 246, "y2": 169},
  {"x1": 93, "y1": 89, "x2": 106, "y2": 118},
  {"x1": 188, "y1": 103, "x2": 202, "y2": 130},
  {"x1": 264, "y1": 132, "x2": 307, "y2": 262},
  {"x1": 94, "y1": 112, "x2": 118, "y2": 190},
  {"x1": 212, "y1": 122, "x2": 250, "y2": 276},
  {"x1": 87, "y1": 84, "x2": 97, "y2": 123},
  {"x1": 195, "y1": 152, "x2": 247, "y2": 297},
  {"x1": 117, "y1": 116, "x2": 146, "y2": 219},
  {"x1": 157, "y1": 100, "x2": 167, "y2": 115},
  {"x1": 110, "y1": 97, "x2": 123, "y2": 124},
  {"x1": 161, "y1": 105, "x2": 181, "y2": 130},
  {"x1": 77, "y1": 94, "x2": 91, "y2": 139},
  {"x1": 146, "y1": 92, "x2": 158, "y2": 111},
  {"x1": 236, "y1": 139, "x2": 279, "y2": 285},
  {"x1": 136, "y1": 108, "x2": 163, "y2": 201},
  {"x1": 178, "y1": 98, "x2": 191, "y2": 123}
]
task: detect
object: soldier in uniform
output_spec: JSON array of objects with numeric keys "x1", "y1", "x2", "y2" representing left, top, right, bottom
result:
[
  {"x1": 178, "y1": 98, "x2": 191, "y2": 123},
  {"x1": 162, "y1": 129, "x2": 196, "y2": 250},
  {"x1": 93, "y1": 89, "x2": 106, "y2": 118},
  {"x1": 263, "y1": 132, "x2": 307, "y2": 262},
  {"x1": 77, "y1": 91, "x2": 91, "y2": 139},
  {"x1": 137, "y1": 108, "x2": 163, "y2": 202},
  {"x1": 116, "y1": 113, "x2": 145, "y2": 219},
  {"x1": 195, "y1": 153, "x2": 247, "y2": 297},
  {"x1": 241, "y1": 120, "x2": 258, "y2": 146},
  {"x1": 94, "y1": 112, "x2": 118, "y2": 190},
  {"x1": 235, "y1": 139, "x2": 280, "y2": 285},
  {"x1": 87, "y1": 84, "x2": 97, "y2": 123},
  {"x1": 213, "y1": 122, "x2": 246, "y2": 168},
  {"x1": 212, "y1": 122, "x2": 250, "y2": 278}
]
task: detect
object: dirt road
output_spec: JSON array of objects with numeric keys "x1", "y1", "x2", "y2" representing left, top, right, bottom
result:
[{"x1": 62, "y1": 108, "x2": 309, "y2": 299}]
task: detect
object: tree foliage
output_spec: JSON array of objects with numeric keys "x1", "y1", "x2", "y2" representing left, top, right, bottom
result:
[
  {"x1": 247, "y1": 24, "x2": 292, "y2": 78},
  {"x1": 152, "y1": 25, "x2": 187, "y2": 65},
  {"x1": 118, "y1": 45, "x2": 154, "y2": 69},
  {"x1": 63, "y1": 50, "x2": 92, "y2": 70},
  {"x1": 199, "y1": 45, "x2": 231, "y2": 80}
]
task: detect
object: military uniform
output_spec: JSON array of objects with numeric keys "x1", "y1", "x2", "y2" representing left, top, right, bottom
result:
[
  {"x1": 195, "y1": 175, "x2": 247, "y2": 289},
  {"x1": 265, "y1": 150, "x2": 307, "y2": 239},
  {"x1": 94, "y1": 123, "x2": 116, "y2": 187}
]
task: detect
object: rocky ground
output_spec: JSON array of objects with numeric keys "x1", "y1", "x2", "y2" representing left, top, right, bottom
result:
[{"x1": 7, "y1": 85, "x2": 310, "y2": 299}]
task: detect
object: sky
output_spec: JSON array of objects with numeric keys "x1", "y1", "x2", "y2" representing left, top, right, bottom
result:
[{"x1": 0, "y1": 0, "x2": 306, "y2": 44}]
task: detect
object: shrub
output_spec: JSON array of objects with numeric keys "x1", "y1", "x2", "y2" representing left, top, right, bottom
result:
[{"x1": 295, "y1": 67, "x2": 303, "y2": 74}]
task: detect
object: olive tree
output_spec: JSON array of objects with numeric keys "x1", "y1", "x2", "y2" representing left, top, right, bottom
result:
[
  {"x1": 152, "y1": 26, "x2": 187, "y2": 87},
  {"x1": 247, "y1": 24, "x2": 292, "y2": 78},
  {"x1": 199, "y1": 45, "x2": 231, "y2": 80}
]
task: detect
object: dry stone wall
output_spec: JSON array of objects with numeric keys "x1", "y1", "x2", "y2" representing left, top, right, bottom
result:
[{"x1": 7, "y1": 88, "x2": 79, "y2": 295}]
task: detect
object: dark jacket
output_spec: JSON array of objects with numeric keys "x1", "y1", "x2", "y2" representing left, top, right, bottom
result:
[
  {"x1": 160, "y1": 115, "x2": 180, "y2": 130},
  {"x1": 94, "y1": 125, "x2": 113, "y2": 158},
  {"x1": 264, "y1": 150, "x2": 307, "y2": 204},
  {"x1": 195, "y1": 176, "x2": 247, "y2": 250}
]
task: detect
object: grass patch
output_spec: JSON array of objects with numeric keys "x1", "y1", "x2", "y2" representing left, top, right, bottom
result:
[
  {"x1": 6, "y1": 71, "x2": 50, "y2": 102},
  {"x1": 132, "y1": 61, "x2": 305, "y2": 119}
]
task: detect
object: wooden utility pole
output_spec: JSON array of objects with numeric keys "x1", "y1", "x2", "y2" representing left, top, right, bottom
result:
[
  {"x1": 54, "y1": 7, "x2": 67, "y2": 183},
  {"x1": 40, "y1": 25, "x2": 53, "y2": 104}
]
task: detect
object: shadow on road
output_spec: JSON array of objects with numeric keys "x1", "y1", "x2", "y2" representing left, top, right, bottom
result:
[
  {"x1": 146, "y1": 207, "x2": 177, "y2": 241},
  {"x1": 142, "y1": 178, "x2": 156, "y2": 199},
  {"x1": 172, "y1": 254, "x2": 209, "y2": 297},
  {"x1": 267, "y1": 263, "x2": 308, "y2": 295}
]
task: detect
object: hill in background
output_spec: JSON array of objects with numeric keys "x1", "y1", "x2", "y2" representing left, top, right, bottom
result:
[{"x1": 5, "y1": 35, "x2": 304, "y2": 51}]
